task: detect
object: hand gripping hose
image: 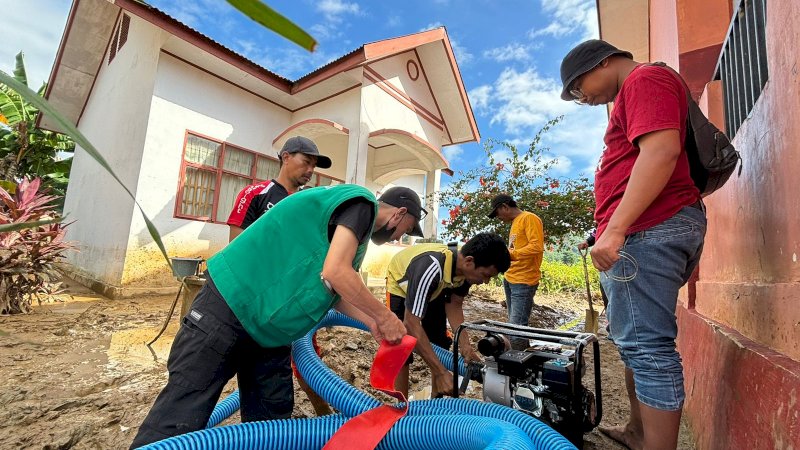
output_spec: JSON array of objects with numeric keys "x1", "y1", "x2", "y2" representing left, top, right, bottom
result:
[{"x1": 141, "y1": 310, "x2": 577, "y2": 450}]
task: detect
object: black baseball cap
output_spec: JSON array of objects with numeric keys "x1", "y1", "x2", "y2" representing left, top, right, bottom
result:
[
  {"x1": 280, "y1": 136, "x2": 332, "y2": 169},
  {"x1": 488, "y1": 194, "x2": 516, "y2": 218},
  {"x1": 559, "y1": 39, "x2": 633, "y2": 101},
  {"x1": 379, "y1": 186, "x2": 427, "y2": 237}
]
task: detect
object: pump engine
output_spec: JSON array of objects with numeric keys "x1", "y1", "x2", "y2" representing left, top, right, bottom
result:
[{"x1": 453, "y1": 320, "x2": 602, "y2": 448}]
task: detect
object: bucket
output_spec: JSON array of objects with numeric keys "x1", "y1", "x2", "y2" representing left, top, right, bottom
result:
[{"x1": 170, "y1": 257, "x2": 203, "y2": 279}]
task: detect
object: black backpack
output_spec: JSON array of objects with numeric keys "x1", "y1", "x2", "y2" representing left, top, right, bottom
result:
[{"x1": 651, "y1": 62, "x2": 742, "y2": 197}]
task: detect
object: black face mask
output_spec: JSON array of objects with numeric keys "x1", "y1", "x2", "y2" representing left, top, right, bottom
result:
[{"x1": 371, "y1": 215, "x2": 401, "y2": 245}]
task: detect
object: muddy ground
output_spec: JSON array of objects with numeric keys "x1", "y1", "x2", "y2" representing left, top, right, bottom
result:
[{"x1": 0, "y1": 280, "x2": 695, "y2": 449}]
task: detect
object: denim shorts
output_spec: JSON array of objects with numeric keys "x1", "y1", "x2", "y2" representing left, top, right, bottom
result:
[{"x1": 601, "y1": 205, "x2": 706, "y2": 411}]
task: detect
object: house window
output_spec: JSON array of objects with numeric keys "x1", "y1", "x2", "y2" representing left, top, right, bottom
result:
[
  {"x1": 715, "y1": 0, "x2": 768, "y2": 139},
  {"x1": 176, "y1": 132, "x2": 342, "y2": 223}
]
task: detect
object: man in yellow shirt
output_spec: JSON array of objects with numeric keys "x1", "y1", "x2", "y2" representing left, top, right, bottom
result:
[{"x1": 488, "y1": 194, "x2": 544, "y2": 346}]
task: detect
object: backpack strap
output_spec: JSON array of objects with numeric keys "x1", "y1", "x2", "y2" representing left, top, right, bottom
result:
[
  {"x1": 447, "y1": 242, "x2": 459, "y2": 257},
  {"x1": 646, "y1": 61, "x2": 693, "y2": 103}
]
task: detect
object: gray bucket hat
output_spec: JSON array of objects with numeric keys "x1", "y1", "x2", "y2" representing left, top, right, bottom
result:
[{"x1": 559, "y1": 39, "x2": 633, "y2": 101}]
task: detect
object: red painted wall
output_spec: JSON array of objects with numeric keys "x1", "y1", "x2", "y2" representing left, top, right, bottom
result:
[
  {"x1": 696, "y1": 0, "x2": 800, "y2": 364},
  {"x1": 679, "y1": 307, "x2": 800, "y2": 449},
  {"x1": 647, "y1": 0, "x2": 800, "y2": 448}
]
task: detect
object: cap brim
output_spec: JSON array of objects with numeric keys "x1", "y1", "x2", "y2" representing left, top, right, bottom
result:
[
  {"x1": 488, "y1": 207, "x2": 499, "y2": 218},
  {"x1": 315, "y1": 155, "x2": 332, "y2": 169},
  {"x1": 410, "y1": 221, "x2": 424, "y2": 238}
]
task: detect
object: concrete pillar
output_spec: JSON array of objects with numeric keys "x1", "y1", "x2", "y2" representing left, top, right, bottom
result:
[
  {"x1": 423, "y1": 169, "x2": 441, "y2": 239},
  {"x1": 346, "y1": 87, "x2": 370, "y2": 185}
]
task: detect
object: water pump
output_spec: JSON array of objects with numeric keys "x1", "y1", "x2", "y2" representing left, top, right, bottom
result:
[{"x1": 453, "y1": 320, "x2": 602, "y2": 448}]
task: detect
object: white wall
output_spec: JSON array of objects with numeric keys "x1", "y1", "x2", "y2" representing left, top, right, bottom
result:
[
  {"x1": 290, "y1": 87, "x2": 361, "y2": 181},
  {"x1": 62, "y1": 14, "x2": 163, "y2": 286},
  {"x1": 122, "y1": 52, "x2": 292, "y2": 286},
  {"x1": 360, "y1": 83, "x2": 444, "y2": 147}
]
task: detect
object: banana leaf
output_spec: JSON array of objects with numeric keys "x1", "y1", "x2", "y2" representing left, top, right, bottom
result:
[{"x1": 0, "y1": 69, "x2": 172, "y2": 272}]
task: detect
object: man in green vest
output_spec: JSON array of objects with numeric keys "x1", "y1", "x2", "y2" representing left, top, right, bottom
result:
[
  {"x1": 385, "y1": 233, "x2": 511, "y2": 399},
  {"x1": 131, "y1": 184, "x2": 424, "y2": 448}
]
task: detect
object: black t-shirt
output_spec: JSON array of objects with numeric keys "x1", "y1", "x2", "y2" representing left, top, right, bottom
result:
[
  {"x1": 328, "y1": 198, "x2": 374, "y2": 244},
  {"x1": 227, "y1": 179, "x2": 290, "y2": 229}
]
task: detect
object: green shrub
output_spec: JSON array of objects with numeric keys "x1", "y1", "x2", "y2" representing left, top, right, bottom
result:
[
  {"x1": 0, "y1": 178, "x2": 73, "y2": 314},
  {"x1": 538, "y1": 257, "x2": 601, "y2": 297}
]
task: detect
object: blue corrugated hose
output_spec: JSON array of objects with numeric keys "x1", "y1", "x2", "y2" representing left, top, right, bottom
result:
[{"x1": 140, "y1": 310, "x2": 577, "y2": 450}]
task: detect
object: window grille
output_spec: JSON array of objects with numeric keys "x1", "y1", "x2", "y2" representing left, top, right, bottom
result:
[
  {"x1": 714, "y1": 0, "x2": 768, "y2": 139},
  {"x1": 177, "y1": 133, "x2": 342, "y2": 223}
]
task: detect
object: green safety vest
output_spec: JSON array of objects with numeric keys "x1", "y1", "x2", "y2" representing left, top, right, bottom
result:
[{"x1": 207, "y1": 184, "x2": 377, "y2": 347}]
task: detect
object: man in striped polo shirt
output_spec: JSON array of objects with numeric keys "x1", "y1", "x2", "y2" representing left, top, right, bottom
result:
[{"x1": 385, "y1": 233, "x2": 511, "y2": 398}]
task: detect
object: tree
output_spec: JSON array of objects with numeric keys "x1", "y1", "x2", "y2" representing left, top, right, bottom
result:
[
  {"x1": 436, "y1": 117, "x2": 595, "y2": 246},
  {"x1": 0, "y1": 52, "x2": 74, "y2": 204}
]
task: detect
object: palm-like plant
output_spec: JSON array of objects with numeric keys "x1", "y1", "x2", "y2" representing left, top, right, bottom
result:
[
  {"x1": 0, "y1": 177, "x2": 74, "y2": 314},
  {"x1": 0, "y1": 53, "x2": 74, "y2": 204}
]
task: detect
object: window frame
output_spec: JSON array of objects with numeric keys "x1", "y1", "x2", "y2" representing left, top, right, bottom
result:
[{"x1": 174, "y1": 130, "x2": 343, "y2": 224}]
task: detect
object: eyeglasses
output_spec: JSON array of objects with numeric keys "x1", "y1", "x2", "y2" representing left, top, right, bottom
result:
[{"x1": 569, "y1": 87, "x2": 586, "y2": 105}]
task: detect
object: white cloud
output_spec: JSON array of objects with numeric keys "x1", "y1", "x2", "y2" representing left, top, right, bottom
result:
[
  {"x1": 0, "y1": 0, "x2": 71, "y2": 89},
  {"x1": 310, "y1": 0, "x2": 364, "y2": 42},
  {"x1": 471, "y1": 64, "x2": 607, "y2": 179},
  {"x1": 527, "y1": 21, "x2": 571, "y2": 39},
  {"x1": 387, "y1": 16, "x2": 402, "y2": 27},
  {"x1": 317, "y1": 0, "x2": 363, "y2": 22},
  {"x1": 487, "y1": 67, "x2": 574, "y2": 132},
  {"x1": 528, "y1": 0, "x2": 599, "y2": 42},
  {"x1": 442, "y1": 145, "x2": 464, "y2": 162},
  {"x1": 483, "y1": 43, "x2": 535, "y2": 63},
  {"x1": 420, "y1": 22, "x2": 472, "y2": 65},
  {"x1": 543, "y1": 155, "x2": 574, "y2": 175},
  {"x1": 468, "y1": 85, "x2": 492, "y2": 112},
  {"x1": 421, "y1": 22, "x2": 444, "y2": 31},
  {"x1": 310, "y1": 23, "x2": 341, "y2": 41},
  {"x1": 156, "y1": 0, "x2": 228, "y2": 28},
  {"x1": 450, "y1": 40, "x2": 474, "y2": 65}
]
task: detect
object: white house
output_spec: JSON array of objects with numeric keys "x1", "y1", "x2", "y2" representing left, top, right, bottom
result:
[{"x1": 39, "y1": 0, "x2": 480, "y2": 297}]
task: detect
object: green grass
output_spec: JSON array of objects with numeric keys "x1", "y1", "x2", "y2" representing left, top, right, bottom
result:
[
  {"x1": 488, "y1": 256, "x2": 602, "y2": 298},
  {"x1": 539, "y1": 258, "x2": 600, "y2": 296}
]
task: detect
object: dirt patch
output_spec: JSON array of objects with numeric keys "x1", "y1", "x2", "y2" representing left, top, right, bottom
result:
[{"x1": 0, "y1": 280, "x2": 694, "y2": 449}]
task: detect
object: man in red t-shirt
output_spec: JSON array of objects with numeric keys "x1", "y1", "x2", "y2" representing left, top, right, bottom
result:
[
  {"x1": 227, "y1": 136, "x2": 332, "y2": 241},
  {"x1": 560, "y1": 40, "x2": 706, "y2": 450}
]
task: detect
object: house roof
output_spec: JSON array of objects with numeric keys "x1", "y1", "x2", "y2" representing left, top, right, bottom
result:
[{"x1": 39, "y1": 0, "x2": 479, "y2": 145}]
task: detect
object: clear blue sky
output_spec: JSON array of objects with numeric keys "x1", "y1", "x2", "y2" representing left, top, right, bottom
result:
[{"x1": 1, "y1": 0, "x2": 608, "y2": 185}]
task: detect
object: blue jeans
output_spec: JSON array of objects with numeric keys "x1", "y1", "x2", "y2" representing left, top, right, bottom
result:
[
  {"x1": 602, "y1": 205, "x2": 706, "y2": 411},
  {"x1": 503, "y1": 280, "x2": 538, "y2": 348}
]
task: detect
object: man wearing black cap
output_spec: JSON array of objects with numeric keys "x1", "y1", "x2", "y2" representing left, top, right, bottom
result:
[
  {"x1": 560, "y1": 40, "x2": 705, "y2": 450},
  {"x1": 225, "y1": 135, "x2": 335, "y2": 416},
  {"x1": 385, "y1": 232, "x2": 511, "y2": 398},
  {"x1": 131, "y1": 185, "x2": 423, "y2": 447},
  {"x1": 488, "y1": 194, "x2": 544, "y2": 347},
  {"x1": 227, "y1": 136, "x2": 333, "y2": 241}
]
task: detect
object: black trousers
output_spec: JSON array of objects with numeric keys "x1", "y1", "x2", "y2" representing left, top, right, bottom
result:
[
  {"x1": 130, "y1": 279, "x2": 293, "y2": 448},
  {"x1": 389, "y1": 293, "x2": 453, "y2": 365}
]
